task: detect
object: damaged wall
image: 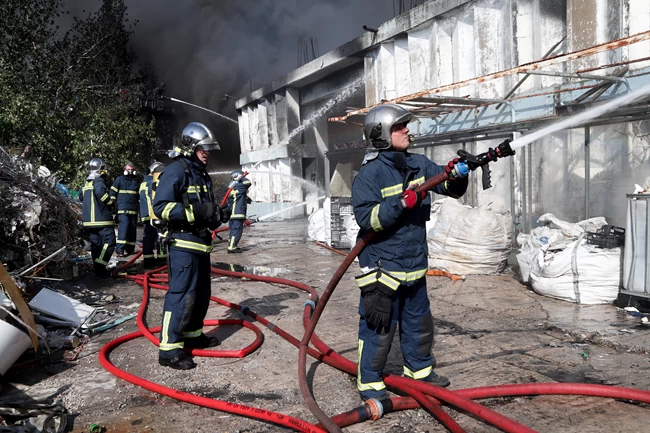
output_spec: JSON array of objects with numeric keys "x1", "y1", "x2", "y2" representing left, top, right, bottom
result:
[{"x1": 236, "y1": 0, "x2": 650, "y2": 228}]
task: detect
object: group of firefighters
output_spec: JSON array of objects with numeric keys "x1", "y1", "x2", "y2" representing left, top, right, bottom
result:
[{"x1": 79, "y1": 104, "x2": 474, "y2": 398}]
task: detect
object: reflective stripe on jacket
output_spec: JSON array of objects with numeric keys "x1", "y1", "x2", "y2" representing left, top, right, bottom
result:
[
  {"x1": 81, "y1": 177, "x2": 114, "y2": 227},
  {"x1": 152, "y1": 157, "x2": 215, "y2": 254},
  {"x1": 351, "y1": 151, "x2": 468, "y2": 283},
  {"x1": 110, "y1": 175, "x2": 140, "y2": 212},
  {"x1": 139, "y1": 175, "x2": 154, "y2": 221}
]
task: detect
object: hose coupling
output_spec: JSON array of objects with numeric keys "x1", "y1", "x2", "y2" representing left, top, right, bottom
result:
[
  {"x1": 303, "y1": 300, "x2": 316, "y2": 310},
  {"x1": 365, "y1": 398, "x2": 384, "y2": 421},
  {"x1": 240, "y1": 305, "x2": 250, "y2": 315}
]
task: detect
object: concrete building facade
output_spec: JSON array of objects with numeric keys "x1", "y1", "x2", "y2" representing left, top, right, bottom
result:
[{"x1": 236, "y1": 0, "x2": 650, "y2": 231}]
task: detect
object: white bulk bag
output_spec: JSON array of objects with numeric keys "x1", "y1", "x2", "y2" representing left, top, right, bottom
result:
[{"x1": 428, "y1": 199, "x2": 513, "y2": 274}]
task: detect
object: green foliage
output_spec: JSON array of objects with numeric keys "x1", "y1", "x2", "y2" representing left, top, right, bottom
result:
[{"x1": 0, "y1": 0, "x2": 155, "y2": 187}]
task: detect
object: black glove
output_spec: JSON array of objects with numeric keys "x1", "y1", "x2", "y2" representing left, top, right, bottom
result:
[
  {"x1": 208, "y1": 213, "x2": 221, "y2": 230},
  {"x1": 219, "y1": 204, "x2": 230, "y2": 223},
  {"x1": 357, "y1": 271, "x2": 399, "y2": 329},
  {"x1": 191, "y1": 202, "x2": 214, "y2": 221},
  {"x1": 246, "y1": 196, "x2": 252, "y2": 204}
]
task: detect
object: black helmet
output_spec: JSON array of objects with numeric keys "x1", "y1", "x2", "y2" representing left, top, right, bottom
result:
[{"x1": 363, "y1": 104, "x2": 414, "y2": 150}]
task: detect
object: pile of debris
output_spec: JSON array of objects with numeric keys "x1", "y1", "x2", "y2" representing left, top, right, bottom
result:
[{"x1": 0, "y1": 146, "x2": 83, "y2": 271}]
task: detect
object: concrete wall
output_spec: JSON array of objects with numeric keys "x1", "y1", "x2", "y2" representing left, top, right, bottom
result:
[{"x1": 236, "y1": 0, "x2": 650, "y2": 225}]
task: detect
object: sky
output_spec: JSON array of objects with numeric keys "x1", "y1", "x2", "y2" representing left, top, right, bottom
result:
[{"x1": 66, "y1": 0, "x2": 397, "y2": 167}]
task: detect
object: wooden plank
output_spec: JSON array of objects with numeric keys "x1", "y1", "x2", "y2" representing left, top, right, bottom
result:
[{"x1": 0, "y1": 262, "x2": 38, "y2": 351}]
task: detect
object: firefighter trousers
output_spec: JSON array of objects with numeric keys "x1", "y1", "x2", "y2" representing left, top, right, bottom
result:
[
  {"x1": 158, "y1": 248, "x2": 211, "y2": 359},
  {"x1": 116, "y1": 214, "x2": 137, "y2": 254},
  {"x1": 357, "y1": 277, "x2": 436, "y2": 400},
  {"x1": 228, "y1": 219, "x2": 244, "y2": 251}
]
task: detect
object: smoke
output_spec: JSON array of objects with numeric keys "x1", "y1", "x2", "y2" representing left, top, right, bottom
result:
[{"x1": 120, "y1": 0, "x2": 394, "y2": 168}]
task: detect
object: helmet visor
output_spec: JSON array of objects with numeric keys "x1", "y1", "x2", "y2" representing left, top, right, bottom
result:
[{"x1": 196, "y1": 142, "x2": 221, "y2": 151}]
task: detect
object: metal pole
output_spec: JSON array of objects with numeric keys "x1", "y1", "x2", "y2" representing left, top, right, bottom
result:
[
  {"x1": 524, "y1": 71, "x2": 631, "y2": 93},
  {"x1": 585, "y1": 126, "x2": 590, "y2": 219}
]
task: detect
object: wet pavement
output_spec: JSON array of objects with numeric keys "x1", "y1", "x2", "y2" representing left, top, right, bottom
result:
[{"x1": 2, "y1": 218, "x2": 650, "y2": 432}]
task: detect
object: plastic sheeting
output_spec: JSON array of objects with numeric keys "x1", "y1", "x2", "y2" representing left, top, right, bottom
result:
[
  {"x1": 428, "y1": 199, "x2": 513, "y2": 274},
  {"x1": 517, "y1": 213, "x2": 621, "y2": 305}
]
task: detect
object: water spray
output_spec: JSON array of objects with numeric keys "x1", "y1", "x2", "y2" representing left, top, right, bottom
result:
[
  {"x1": 255, "y1": 196, "x2": 326, "y2": 222},
  {"x1": 510, "y1": 81, "x2": 650, "y2": 151},
  {"x1": 166, "y1": 97, "x2": 239, "y2": 125}
]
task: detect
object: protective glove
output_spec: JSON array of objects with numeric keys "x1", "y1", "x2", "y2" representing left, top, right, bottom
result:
[
  {"x1": 400, "y1": 184, "x2": 427, "y2": 209},
  {"x1": 361, "y1": 276, "x2": 395, "y2": 329},
  {"x1": 219, "y1": 204, "x2": 230, "y2": 223},
  {"x1": 191, "y1": 202, "x2": 214, "y2": 221},
  {"x1": 246, "y1": 196, "x2": 252, "y2": 205},
  {"x1": 445, "y1": 158, "x2": 470, "y2": 181},
  {"x1": 208, "y1": 213, "x2": 221, "y2": 230}
]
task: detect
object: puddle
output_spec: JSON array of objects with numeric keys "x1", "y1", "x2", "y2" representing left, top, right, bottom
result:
[
  {"x1": 536, "y1": 367, "x2": 607, "y2": 385},
  {"x1": 212, "y1": 262, "x2": 291, "y2": 277}
]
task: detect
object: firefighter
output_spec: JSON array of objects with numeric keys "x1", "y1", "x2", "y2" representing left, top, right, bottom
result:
[
  {"x1": 139, "y1": 161, "x2": 166, "y2": 268},
  {"x1": 153, "y1": 122, "x2": 225, "y2": 370},
  {"x1": 110, "y1": 162, "x2": 140, "y2": 257},
  {"x1": 80, "y1": 158, "x2": 115, "y2": 277},
  {"x1": 225, "y1": 170, "x2": 251, "y2": 253},
  {"x1": 352, "y1": 104, "x2": 470, "y2": 400}
]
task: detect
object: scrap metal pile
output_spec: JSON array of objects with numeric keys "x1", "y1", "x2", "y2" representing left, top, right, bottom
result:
[{"x1": 0, "y1": 147, "x2": 83, "y2": 271}]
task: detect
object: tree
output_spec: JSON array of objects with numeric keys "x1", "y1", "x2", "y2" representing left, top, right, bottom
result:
[{"x1": 0, "y1": 0, "x2": 155, "y2": 186}]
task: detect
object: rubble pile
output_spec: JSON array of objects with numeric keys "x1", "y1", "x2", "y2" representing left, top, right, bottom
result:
[{"x1": 0, "y1": 147, "x2": 83, "y2": 271}]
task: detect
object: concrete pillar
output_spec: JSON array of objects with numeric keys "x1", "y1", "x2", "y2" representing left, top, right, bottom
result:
[
  {"x1": 394, "y1": 35, "x2": 411, "y2": 97},
  {"x1": 379, "y1": 43, "x2": 396, "y2": 100},
  {"x1": 314, "y1": 115, "x2": 331, "y2": 197},
  {"x1": 275, "y1": 92, "x2": 289, "y2": 145},
  {"x1": 453, "y1": 16, "x2": 476, "y2": 97},
  {"x1": 258, "y1": 101, "x2": 269, "y2": 149},
  {"x1": 567, "y1": 0, "x2": 622, "y2": 71},
  {"x1": 474, "y1": 4, "x2": 508, "y2": 98},
  {"x1": 408, "y1": 23, "x2": 434, "y2": 94},
  {"x1": 628, "y1": 0, "x2": 650, "y2": 70},
  {"x1": 364, "y1": 49, "x2": 380, "y2": 106},
  {"x1": 239, "y1": 108, "x2": 251, "y2": 152},
  {"x1": 434, "y1": 20, "x2": 454, "y2": 95},
  {"x1": 286, "y1": 87, "x2": 304, "y2": 209}
]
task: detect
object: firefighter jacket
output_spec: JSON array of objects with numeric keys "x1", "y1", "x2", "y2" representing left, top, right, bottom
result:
[
  {"x1": 81, "y1": 176, "x2": 114, "y2": 228},
  {"x1": 152, "y1": 156, "x2": 215, "y2": 254},
  {"x1": 226, "y1": 176, "x2": 251, "y2": 220},
  {"x1": 110, "y1": 175, "x2": 140, "y2": 215},
  {"x1": 139, "y1": 175, "x2": 154, "y2": 222},
  {"x1": 351, "y1": 151, "x2": 468, "y2": 285}
]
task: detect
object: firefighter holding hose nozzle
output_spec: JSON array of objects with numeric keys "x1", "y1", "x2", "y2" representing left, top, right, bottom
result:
[{"x1": 351, "y1": 104, "x2": 470, "y2": 401}]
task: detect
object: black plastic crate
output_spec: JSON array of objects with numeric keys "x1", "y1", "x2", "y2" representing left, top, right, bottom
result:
[{"x1": 586, "y1": 225, "x2": 625, "y2": 249}]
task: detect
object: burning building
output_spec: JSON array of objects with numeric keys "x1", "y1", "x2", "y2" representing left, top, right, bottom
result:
[{"x1": 236, "y1": 0, "x2": 650, "y2": 230}]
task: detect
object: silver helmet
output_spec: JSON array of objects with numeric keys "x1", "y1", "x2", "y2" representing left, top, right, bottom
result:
[
  {"x1": 88, "y1": 157, "x2": 107, "y2": 174},
  {"x1": 149, "y1": 161, "x2": 164, "y2": 173},
  {"x1": 363, "y1": 104, "x2": 414, "y2": 150},
  {"x1": 174, "y1": 122, "x2": 221, "y2": 157},
  {"x1": 231, "y1": 170, "x2": 244, "y2": 182}
]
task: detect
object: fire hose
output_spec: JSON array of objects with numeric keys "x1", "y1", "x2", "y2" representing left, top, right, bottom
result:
[{"x1": 99, "y1": 142, "x2": 650, "y2": 432}]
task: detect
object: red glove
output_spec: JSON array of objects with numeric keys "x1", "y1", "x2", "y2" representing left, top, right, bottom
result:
[
  {"x1": 445, "y1": 158, "x2": 461, "y2": 181},
  {"x1": 401, "y1": 185, "x2": 427, "y2": 209}
]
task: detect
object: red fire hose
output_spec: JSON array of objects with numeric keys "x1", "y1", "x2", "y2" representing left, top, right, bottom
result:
[{"x1": 100, "y1": 171, "x2": 650, "y2": 432}]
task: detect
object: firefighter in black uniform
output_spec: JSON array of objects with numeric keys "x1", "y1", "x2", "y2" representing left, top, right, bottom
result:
[
  {"x1": 153, "y1": 122, "x2": 225, "y2": 370},
  {"x1": 80, "y1": 158, "x2": 115, "y2": 277},
  {"x1": 139, "y1": 161, "x2": 166, "y2": 268},
  {"x1": 110, "y1": 162, "x2": 140, "y2": 257},
  {"x1": 225, "y1": 170, "x2": 251, "y2": 253}
]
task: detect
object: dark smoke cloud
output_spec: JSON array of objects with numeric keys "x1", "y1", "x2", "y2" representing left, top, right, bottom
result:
[{"x1": 66, "y1": 0, "x2": 395, "y2": 168}]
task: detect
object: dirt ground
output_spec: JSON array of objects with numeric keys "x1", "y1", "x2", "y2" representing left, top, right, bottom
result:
[{"x1": 3, "y1": 218, "x2": 650, "y2": 433}]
